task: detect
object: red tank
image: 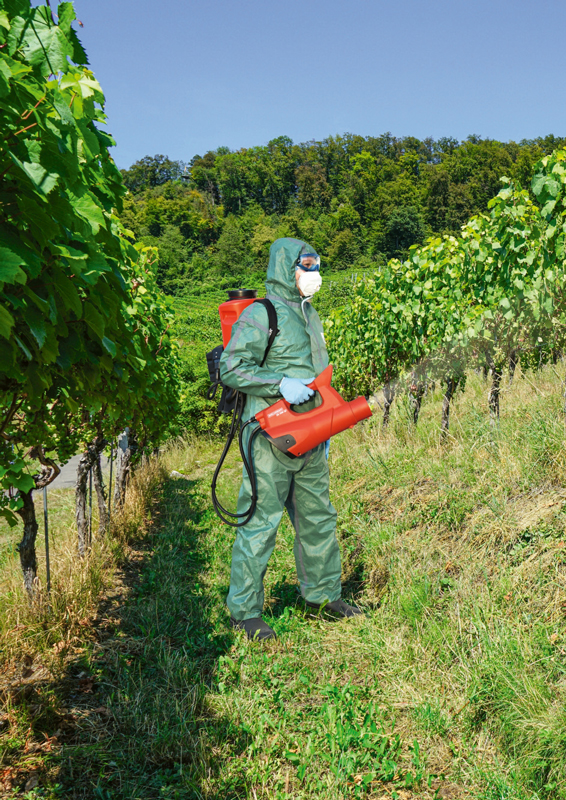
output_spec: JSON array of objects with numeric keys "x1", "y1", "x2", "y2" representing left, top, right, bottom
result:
[{"x1": 219, "y1": 289, "x2": 257, "y2": 347}]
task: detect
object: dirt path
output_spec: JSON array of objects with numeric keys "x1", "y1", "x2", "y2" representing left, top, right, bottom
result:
[{"x1": 47, "y1": 455, "x2": 112, "y2": 491}]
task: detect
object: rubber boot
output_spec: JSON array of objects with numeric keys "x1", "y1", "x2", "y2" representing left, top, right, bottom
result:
[
  {"x1": 304, "y1": 598, "x2": 363, "y2": 618},
  {"x1": 230, "y1": 616, "x2": 277, "y2": 641}
]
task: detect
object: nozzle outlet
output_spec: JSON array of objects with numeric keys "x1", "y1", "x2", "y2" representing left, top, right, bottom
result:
[{"x1": 349, "y1": 396, "x2": 372, "y2": 423}]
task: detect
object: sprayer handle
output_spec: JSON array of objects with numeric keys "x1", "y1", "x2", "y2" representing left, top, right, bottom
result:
[{"x1": 308, "y1": 365, "x2": 334, "y2": 392}]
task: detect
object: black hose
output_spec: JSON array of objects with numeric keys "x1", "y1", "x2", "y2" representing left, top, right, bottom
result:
[{"x1": 211, "y1": 392, "x2": 262, "y2": 527}]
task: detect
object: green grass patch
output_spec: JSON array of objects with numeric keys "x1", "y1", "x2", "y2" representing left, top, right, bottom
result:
[{"x1": 3, "y1": 366, "x2": 566, "y2": 798}]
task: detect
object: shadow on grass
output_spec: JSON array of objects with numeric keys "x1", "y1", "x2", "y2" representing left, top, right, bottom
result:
[
  {"x1": 4, "y1": 477, "x2": 252, "y2": 799},
  {"x1": 266, "y1": 570, "x2": 365, "y2": 624},
  {"x1": 267, "y1": 578, "x2": 303, "y2": 619}
]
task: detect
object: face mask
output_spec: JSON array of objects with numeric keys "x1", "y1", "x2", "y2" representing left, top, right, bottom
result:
[{"x1": 297, "y1": 269, "x2": 322, "y2": 297}]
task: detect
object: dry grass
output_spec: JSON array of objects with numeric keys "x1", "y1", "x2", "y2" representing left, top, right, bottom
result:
[
  {"x1": 0, "y1": 458, "x2": 166, "y2": 662},
  {"x1": 0, "y1": 457, "x2": 167, "y2": 797}
]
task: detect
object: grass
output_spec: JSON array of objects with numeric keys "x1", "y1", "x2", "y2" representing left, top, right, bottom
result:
[{"x1": 2, "y1": 365, "x2": 566, "y2": 798}]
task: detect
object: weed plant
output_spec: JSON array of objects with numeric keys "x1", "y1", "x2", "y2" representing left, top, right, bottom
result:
[{"x1": 2, "y1": 367, "x2": 566, "y2": 798}]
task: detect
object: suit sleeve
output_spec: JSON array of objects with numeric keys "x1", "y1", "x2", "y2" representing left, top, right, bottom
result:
[{"x1": 219, "y1": 304, "x2": 284, "y2": 398}]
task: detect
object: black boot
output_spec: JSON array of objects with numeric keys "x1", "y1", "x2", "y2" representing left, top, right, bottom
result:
[
  {"x1": 230, "y1": 616, "x2": 277, "y2": 641},
  {"x1": 305, "y1": 598, "x2": 363, "y2": 618}
]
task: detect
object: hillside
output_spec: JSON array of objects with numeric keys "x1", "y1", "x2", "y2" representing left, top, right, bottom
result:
[
  {"x1": 2, "y1": 366, "x2": 566, "y2": 798},
  {"x1": 3, "y1": 4, "x2": 566, "y2": 798}
]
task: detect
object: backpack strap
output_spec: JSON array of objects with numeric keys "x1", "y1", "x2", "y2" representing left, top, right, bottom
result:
[{"x1": 253, "y1": 298, "x2": 279, "y2": 367}]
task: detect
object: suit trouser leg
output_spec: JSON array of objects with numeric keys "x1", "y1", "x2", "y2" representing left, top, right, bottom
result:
[
  {"x1": 227, "y1": 431, "x2": 293, "y2": 621},
  {"x1": 285, "y1": 443, "x2": 341, "y2": 605}
]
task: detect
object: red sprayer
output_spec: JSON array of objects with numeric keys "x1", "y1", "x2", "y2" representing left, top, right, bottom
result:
[
  {"x1": 207, "y1": 289, "x2": 373, "y2": 527},
  {"x1": 218, "y1": 289, "x2": 257, "y2": 347},
  {"x1": 255, "y1": 365, "x2": 371, "y2": 457}
]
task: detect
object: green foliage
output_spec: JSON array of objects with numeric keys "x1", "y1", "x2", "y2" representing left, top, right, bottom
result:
[
  {"x1": 0, "y1": 458, "x2": 29, "y2": 526},
  {"x1": 0, "y1": 1, "x2": 180, "y2": 523},
  {"x1": 210, "y1": 215, "x2": 252, "y2": 281},
  {"x1": 0, "y1": 6, "x2": 126, "y2": 399},
  {"x1": 172, "y1": 292, "x2": 228, "y2": 434},
  {"x1": 325, "y1": 231, "x2": 465, "y2": 399},
  {"x1": 326, "y1": 150, "x2": 566, "y2": 419},
  {"x1": 120, "y1": 153, "x2": 185, "y2": 192},
  {"x1": 383, "y1": 206, "x2": 426, "y2": 260},
  {"x1": 120, "y1": 133, "x2": 566, "y2": 297}
]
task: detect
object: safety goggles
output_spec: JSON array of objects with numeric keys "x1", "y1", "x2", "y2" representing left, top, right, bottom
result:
[{"x1": 296, "y1": 253, "x2": 320, "y2": 272}]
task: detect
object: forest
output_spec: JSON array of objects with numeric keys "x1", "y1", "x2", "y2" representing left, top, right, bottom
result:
[{"x1": 119, "y1": 134, "x2": 566, "y2": 294}]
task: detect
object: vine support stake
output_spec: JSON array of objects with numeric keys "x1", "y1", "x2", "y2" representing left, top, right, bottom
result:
[
  {"x1": 108, "y1": 442, "x2": 113, "y2": 527},
  {"x1": 43, "y1": 486, "x2": 51, "y2": 594},
  {"x1": 88, "y1": 466, "x2": 92, "y2": 547}
]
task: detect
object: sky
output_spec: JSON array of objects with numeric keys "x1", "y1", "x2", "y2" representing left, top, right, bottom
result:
[{"x1": 70, "y1": 0, "x2": 566, "y2": 170}]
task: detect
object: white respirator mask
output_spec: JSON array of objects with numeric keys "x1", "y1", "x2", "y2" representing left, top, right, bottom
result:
[{"x1": 297, "y1": 269, "x2": 322, "y2": 298}]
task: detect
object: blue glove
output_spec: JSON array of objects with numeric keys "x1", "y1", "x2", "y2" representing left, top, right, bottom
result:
[
  {"x1": 325, "y1": 439, "x2": 330, "y2": 460},
  {"x1": 280, "y1": 376, "x2": 315, "y2": 405}
]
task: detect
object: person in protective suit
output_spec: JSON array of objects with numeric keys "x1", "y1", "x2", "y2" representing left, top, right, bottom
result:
[{"x1": 219, "y1": 237, "x2": 362, "y2": 641}]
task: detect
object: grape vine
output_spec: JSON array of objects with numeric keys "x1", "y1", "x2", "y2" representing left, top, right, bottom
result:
[
  {"x1": 0, "y1": 0, "x2": 180, "y2": 594},
  {"x1": 326, "y1": 151, "x2": 566, "y2": 427}
]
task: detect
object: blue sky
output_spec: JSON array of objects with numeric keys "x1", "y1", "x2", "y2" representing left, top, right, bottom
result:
[{"x1": 71, "y1": 0, "x2": 565, "y2": 169}]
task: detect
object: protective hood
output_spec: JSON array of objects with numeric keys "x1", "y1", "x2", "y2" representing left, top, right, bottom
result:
[{"x1": 265, "y1": 237, "x2": 317, "y2": 302}]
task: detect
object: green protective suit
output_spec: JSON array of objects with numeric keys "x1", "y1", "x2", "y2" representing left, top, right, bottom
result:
[{"x1": 219, "y1": 237, "x2": 342, "y2": 621}]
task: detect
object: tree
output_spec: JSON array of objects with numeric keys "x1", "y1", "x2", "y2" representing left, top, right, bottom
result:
[
  {"x1": 296, "y1": 164, "x2": 332, "y2": 210},
  {"x1": 121, "y1": 154, "x2": 185, "y2": 193},
  {"x1": 440, "y1": 139, "x2": 514, "y2": 213},
  {"x1": 211, "y1": 217, "x2": 251, "y2": 281},
  {"x1": 383, "y1": 207, "x2": 426, "y2": 260},
  {"x1": 425, "y1": 169, "x2": 474, "y2": 233},
  {"x1": 189, "y1": 150, "x2": 220, "y2": 203}
]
